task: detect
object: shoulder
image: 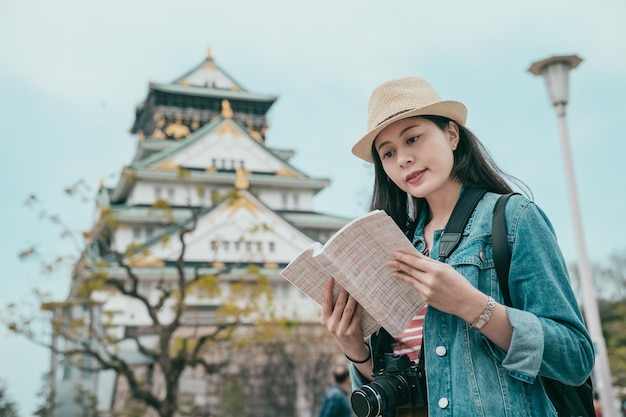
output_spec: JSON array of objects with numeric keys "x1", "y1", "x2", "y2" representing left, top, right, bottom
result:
[
  {"x1": 470, "y1": 191, "x2": 555, "y2": 237},
  {"x1": 478, "y1": 191, "x2": 531, "y2": 212},
  {"x1": 484, "y1": 193, "x2": 560, "y2": 245},
  {"x1": 467, "y1": 192, "x2": 530, "y2": 233},
  {"x1": 478, "y1": 192, "x2": 546, "y2": 224},
  {"x1": 325, "y1": 385, "x2": 346, "y2": 397}
]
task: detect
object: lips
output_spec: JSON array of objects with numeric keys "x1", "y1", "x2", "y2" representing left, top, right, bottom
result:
[{"x1": 405, "y1": 169, "x2": 426, "y2": 184}]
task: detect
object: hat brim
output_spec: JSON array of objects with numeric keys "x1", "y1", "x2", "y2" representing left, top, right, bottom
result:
[{"x1": 351, "y1": 100, "x2": 467, "y2": 163}]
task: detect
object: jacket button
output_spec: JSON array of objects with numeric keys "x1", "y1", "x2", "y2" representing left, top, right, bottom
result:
[
  {"x1": 438, "y1": 397, "x2": 449, "y2": 408},
  {"x1": 435, "y1": 346, "x2": 447, "y2": 356}
]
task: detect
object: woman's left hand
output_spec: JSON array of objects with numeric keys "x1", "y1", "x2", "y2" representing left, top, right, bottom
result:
[{"x1": 388, "y1": 250, "x2": 483, "y2": 319}]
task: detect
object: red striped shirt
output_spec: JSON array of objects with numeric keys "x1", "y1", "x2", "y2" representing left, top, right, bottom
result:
[{"x1": 392, "y1": 305, "x2": 428, "y2": 363}]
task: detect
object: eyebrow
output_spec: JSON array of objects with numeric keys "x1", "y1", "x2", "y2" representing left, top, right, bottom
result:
[{"x1": 376, "y1": 123, "x2": 423, "y2": 151}]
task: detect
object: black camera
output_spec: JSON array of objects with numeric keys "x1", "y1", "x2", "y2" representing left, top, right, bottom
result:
[{"x1": 351, "y1": 354, "x2": 426, "y2": 417}]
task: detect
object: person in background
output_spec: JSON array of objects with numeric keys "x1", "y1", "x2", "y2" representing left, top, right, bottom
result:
[
  {"x1": 318, "y1": 364, "x2": 353, "y2": 417},
  {"x1": 593, "y1": 392, "x2": 602, "y2": 417}
]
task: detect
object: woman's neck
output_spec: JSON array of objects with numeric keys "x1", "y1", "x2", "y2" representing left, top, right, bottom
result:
[{"x1": 425, "y1": 181, "x2": 463, "y2": 230}]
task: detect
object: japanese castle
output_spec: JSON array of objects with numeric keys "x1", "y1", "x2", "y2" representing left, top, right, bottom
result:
[{"x1": 50, "y1": 49, "x2": 350, "y2": 417}]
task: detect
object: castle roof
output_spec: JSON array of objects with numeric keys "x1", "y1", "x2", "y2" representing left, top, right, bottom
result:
[{"x1": 131, "y1": 50, "x2": 277, "y2": 136}]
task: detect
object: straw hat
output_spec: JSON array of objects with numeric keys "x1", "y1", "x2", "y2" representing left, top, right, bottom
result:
[{"x1": 352, "y1": 77, "x2": 468, "y2": 163}]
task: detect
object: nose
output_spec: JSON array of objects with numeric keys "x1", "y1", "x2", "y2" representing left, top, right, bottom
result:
[{"x1": 398, "y1": 151, "x2": 413, "y2": 168}]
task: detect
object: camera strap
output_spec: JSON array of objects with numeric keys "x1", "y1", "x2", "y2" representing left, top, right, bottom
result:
[{"x1": 371, "y1": 327, "x2": 425, "y2": 373}]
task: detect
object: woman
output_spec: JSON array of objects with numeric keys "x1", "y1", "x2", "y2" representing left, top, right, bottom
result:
[{"x1": 321, "y1": 77, "x2": 594, "y2": 416}]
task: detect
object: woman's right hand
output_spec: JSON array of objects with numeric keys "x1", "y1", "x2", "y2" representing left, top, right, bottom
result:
[{"x1": 321, "y1": 277, "x2": 369, "y2": 362}]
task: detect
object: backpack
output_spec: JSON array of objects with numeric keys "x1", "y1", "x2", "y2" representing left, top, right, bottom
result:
[{"x1": 492, "y1": 193, "x2": 595, "y2": 417}]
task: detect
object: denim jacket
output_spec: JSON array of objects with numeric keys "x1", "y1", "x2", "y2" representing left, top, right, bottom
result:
[{"x1": 351, "y1": 191, "x2": 595, "y2": 416}]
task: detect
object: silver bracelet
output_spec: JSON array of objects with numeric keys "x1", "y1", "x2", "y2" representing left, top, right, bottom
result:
[{"x1": 470, "y1": 296, "x2": 496, "y2": 330}]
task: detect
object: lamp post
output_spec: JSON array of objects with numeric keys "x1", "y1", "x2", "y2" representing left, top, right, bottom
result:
[{"x1": 528, "y1": 55, "x2": 618, "y2": 417}]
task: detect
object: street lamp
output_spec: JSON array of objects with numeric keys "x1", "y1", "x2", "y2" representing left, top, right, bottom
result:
[{"x1": 529, "y1": 55, "x2": 618, "y2": 417}]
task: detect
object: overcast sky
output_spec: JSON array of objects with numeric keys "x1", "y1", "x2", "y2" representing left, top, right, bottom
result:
[{"x1": 1, "y1": 0, "x2": 625, "y2": 414}]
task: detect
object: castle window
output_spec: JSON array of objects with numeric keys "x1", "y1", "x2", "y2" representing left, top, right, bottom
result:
[
  {"x1": 133, "y1": 227, "x2": 141, "y2": 239},
  {"x1": 273, "y1": 282, "x2": 288, "y2": 298},
  {"x1": 155, "y1": 187, "x2": 162, "y2": 199},
  {"x1": 269, "y1": 242, "x2": 275, "y2": 252},
  {"x1": 81, "y1": 356, "x2": 92, "y2": 379},
  {"x1": 62, "y1": 359, "x2": 71, "y2": 380},
  {"x1": 139, "y1": 282, "x2": 151, "y2": 297}
]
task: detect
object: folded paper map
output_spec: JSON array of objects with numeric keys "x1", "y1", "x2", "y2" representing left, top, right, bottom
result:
[{"x1": 280, "y1": 210, "x2": 425, "y2": 337}]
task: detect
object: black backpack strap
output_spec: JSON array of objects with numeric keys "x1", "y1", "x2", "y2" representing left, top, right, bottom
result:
[
  {"x1": 492, "y1": 193, "x2": 516, "y2": 306},
  {"x1": 438, "y1": 188, "x2": 487, "y2": 262}
]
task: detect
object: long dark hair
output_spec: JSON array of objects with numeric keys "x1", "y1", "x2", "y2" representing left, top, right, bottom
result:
[{"x1": 368, "y1": 115, "x2": 521, "y2": 231}]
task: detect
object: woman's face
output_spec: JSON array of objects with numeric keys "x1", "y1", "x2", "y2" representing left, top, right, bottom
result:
[{"x1": 373, "y1": 117, "x2": 459, "y2": 199}]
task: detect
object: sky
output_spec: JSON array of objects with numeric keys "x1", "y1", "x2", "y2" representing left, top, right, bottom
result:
[{"x1": 1, "y1": 0, "x2": 625, "y2": 414}]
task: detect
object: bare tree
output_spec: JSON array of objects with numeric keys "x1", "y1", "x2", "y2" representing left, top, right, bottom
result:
[
  {"x1": 568, "y1": 248, "x2": 626, "y2": 302},
  {"x1": 569, "y1": 249, "x2": 626, "y2": 393},
  {"x1": 598, "y1": 249, "x2": 626, "y2": 301},
  {"x1": 4, "y1": 189, "x2": 278, "y2": 417},
  {"x1": 253, "y1": 322, "x2": 345, "y2": 417},
  {"x1": 34, "y1": 372, "x2": 57, "y2": 417},
  {"x1": 0, "y1": 381, "x2": 19, "y2": 417}
]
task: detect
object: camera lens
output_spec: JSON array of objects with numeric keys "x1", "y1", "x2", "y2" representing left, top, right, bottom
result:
[
  {"x1": 351, "y1": 375, "x2": 411, "y2": 417},
  {"x1": 351, "y1": 385, "x2": 381, "y2": 417}
]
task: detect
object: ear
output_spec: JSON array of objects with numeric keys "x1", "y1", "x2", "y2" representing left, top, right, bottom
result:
[{"x1": 447, "y1": 121, "x2": 460, "y2": 150}]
